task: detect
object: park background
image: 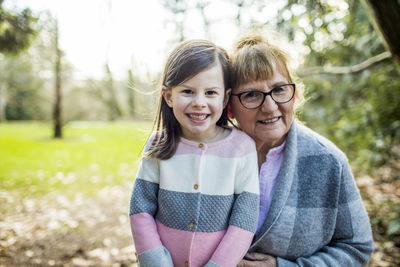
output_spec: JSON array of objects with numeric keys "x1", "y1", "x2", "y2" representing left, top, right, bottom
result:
[{"x1": 0, "y1": 0, "x2": 399, "y2": 266}]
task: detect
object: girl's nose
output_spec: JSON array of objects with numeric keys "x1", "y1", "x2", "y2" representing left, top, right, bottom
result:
[
  {"x1": 260, "y1": 94, "x2": 278, "y2": 113},
  {"x1": 192, "y1": 94, "x2": 206, "y2": 107}
]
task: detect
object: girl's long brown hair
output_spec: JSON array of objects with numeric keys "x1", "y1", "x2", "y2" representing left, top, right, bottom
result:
[{"x1": 145, "y1": 39, "x2": 231, "y2": 160}]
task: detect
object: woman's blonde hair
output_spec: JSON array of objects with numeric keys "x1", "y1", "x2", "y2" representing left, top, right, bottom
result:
[{"x1": 230, "y1": 30, "x2": 306, "y2": 114}]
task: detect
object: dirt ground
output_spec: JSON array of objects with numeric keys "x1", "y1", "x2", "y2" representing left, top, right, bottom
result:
[
  {"x1": 0, "y1": 184, "x2": 138, "y2": 267},
  {"x1": 0, "y1": 180, "x2": 399, "y2": 267}
]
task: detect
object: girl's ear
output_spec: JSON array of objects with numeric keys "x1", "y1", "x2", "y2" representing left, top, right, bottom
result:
[
  {"x1": 162, "y1": 86, "x2": 173, "y2": 108},
  {"x1": 223, "y1": 88, "x2": 232, "y2": 107}
]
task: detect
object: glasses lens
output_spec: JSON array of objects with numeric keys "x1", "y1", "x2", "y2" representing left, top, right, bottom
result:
[
  {"x1": 241, "y1": 91, "x2": 264, "y2": 108},
  {"x1": 272, "y1": 84, "x2": 294, "y2": 103}
]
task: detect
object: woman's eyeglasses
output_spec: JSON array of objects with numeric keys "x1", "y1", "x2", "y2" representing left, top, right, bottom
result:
[{"x1": 231, "y1": 83, "x2": 295, "y2": 109}]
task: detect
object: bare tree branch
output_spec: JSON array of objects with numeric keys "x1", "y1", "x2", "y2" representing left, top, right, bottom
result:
[{"x1": 298, "y1": 51, "x2": 391, "y2": 76}]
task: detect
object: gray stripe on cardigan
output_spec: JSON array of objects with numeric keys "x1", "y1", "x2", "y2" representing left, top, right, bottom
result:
[{"x1": 130, "y1": 179, "x2": 259, "y2": 233}]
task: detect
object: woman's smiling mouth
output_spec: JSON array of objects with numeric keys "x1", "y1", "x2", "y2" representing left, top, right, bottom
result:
[{"x1": 258, "y1": 117, "x2": 280, "y2": 124}]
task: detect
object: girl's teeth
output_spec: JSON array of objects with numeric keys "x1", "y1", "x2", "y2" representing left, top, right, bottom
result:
[
  {"x1": 189, "y1": 114, "x2": 207, "y2": 120},
  {"x1": 262, "y1": 117, "x2": 279, "y2": 123}
]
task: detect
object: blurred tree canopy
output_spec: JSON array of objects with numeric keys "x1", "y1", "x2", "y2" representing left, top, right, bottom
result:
[
  {"x1": 0, "y1": 1, "x2": 38, "y2": 122},
  {"x1": 265, "y1": 0, "x2": 400, "y2": 169},
  {"x1": 0, "y1": 0, "x2": 37, "y2": 55},
  {"x1": 0, "y1": 12, "x2": 73, "y2": 122}
]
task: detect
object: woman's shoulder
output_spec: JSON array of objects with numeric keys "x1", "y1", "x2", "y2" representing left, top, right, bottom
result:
[{"x1": 295, "y1": 122, "x2": 348, "y2": 164}]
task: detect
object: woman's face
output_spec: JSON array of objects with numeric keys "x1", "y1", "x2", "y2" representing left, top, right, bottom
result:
[{"x1": 230, "y1": 72, "x2": 294, "y2": 151}]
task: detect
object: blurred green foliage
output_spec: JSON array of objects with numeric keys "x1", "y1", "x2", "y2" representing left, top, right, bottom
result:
[
  {"x1": 0, "y1": 3, "x2": 37, "y2": 55},
  {"x1": 2, "y1": 54, "x2": 47, "y2": 120},
  {"x1": 274, "y1": 0, "x2": 400, "y2": 170},
  {"x1": 303, "y1": 64, "x2": 400, "y2": 168}
]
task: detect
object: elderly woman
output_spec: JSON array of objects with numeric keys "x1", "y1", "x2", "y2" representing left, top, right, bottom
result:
[{"x1": 229, "y1": 32, "x2": 374, "y2": 266}]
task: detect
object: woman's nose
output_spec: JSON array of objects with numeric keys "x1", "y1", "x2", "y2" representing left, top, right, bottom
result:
[{"x1": 260, "y1": 95, "x2": 278, "y2": 113}]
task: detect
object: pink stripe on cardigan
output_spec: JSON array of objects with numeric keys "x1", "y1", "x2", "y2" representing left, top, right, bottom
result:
[
  {"x1": 130, "y1": 213, "x2": 163, "y2": 254},
  {"x1": 158, "y1": 221, "x2": 253, "y2": 267},
  {"x1": 131, "y1": 213, "x2": 253, "y2": 267}
]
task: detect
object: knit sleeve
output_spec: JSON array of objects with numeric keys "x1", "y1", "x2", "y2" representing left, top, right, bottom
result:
[
  {"x1": 129, "y1": 138, "x2": 173, "y2": 267},
  {"x1": 277, "y1": 158, "x2": 374, "y2": 267},
  {"x1": 207, "y1": 141, "x2": 260, "y2": 267}
]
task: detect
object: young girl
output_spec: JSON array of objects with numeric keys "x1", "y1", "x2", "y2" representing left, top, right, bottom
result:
[{"x1": 129, "y1": 40, "x2": 259, "y2": 267}]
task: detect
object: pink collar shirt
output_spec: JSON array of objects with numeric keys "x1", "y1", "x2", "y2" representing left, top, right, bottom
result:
[{"x1": 256, "y1": 141, "x2": 286, "y2": 233}]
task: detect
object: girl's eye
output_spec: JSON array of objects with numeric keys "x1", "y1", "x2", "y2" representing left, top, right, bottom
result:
[
  {"x1": 205, "y1": 90, "x2": 218, "y2": 96},
  {"x1": 182, "y1": 89, "x2": 193, "y2": 94}
]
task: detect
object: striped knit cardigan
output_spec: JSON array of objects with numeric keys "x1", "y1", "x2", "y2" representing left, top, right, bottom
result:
[{"x1": 129, "y1": 127, "x2": 260, "y2": 267}]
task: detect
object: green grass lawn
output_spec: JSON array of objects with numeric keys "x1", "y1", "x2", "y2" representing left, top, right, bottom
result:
[{"x1": 0, "y1": 121, "x2": 152, "y2": 197}]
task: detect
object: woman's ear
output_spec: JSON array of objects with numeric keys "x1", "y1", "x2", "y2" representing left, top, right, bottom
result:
[
  {"x1": 227, "y1": 104, "x2": 234, "y2": 119},
  {"x1": 162, "y1": 86, "x2": 173, "y2": 108},
  {"x1": 224, "y1": 89, "x2": 234, "y2": 119}
]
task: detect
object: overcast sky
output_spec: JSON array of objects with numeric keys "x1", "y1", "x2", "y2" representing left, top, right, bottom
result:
[{"x1": 4, "y1": 0, "x2": 248, "y2": 79}]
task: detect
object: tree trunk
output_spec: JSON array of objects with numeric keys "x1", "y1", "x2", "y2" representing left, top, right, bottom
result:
[
  {"x1": 127, "y1": 69, "x2": 135, "y2": 118},
  {"x1": 0, "y1": 83, "x2": 6, "y2": 123},
  {"x1": 196, "y1": 1, "x2": 211, "y2": 40},
  {"x1": 362, "y1": 0, "x2": 400, "y2": 72},
  {"x1": 161, "y1": 0, "x2": 187, "y2": 42},
  {"x1": 235, "y1": 0, "x2": 245, "y2": 27},
  {"x1": 53, "y1": 19, "x2": 62, "y2": 138},
  {"x1": 0, "y1": 56, "x2": 6, "y2": 122},
  {"x1": 105, "y1": 63, "x2": 122, "y2": 120}
]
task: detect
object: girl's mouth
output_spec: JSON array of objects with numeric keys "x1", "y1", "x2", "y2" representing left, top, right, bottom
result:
[{"x1": 187, "y1": 113, "x2": 209, "y2": 121}]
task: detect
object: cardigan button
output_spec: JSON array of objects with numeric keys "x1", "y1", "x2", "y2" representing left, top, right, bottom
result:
[
  {"x1": 193, "y1": 184, "x2": 198, "y2": 190},
  {"x1": 198, "y1": 143, "x2": 204, "y2": 148},
  {"x1": 188, "y1": 222, "x2": 195, "y2": 229},
  {"x1": 185, "y1": 261, "x2": 189, "y2": 267}
]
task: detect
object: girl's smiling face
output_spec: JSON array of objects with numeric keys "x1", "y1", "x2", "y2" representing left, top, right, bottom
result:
[{"x1": 163, "y1": 63, "x2": 230, "y2": 142}]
